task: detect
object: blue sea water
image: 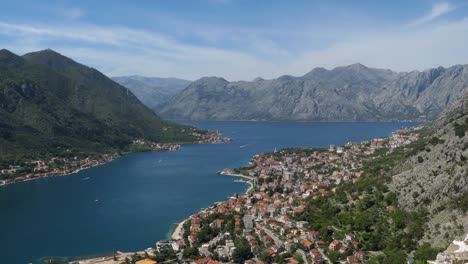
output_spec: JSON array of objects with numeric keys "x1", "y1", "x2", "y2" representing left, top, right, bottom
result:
[{"x1": 0, "y1": 121, "x2": 419, "y2": 263}]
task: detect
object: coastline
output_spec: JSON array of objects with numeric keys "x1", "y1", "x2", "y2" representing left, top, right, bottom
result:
[
  {"x1": 167, "y1": 170, "x2": 254, "y2": 241},
  {"x1": 170, "y1": 220, "x2": 186, "y2": 240},
  {"x1": 218, "y1": 170, "x2": 255, "y2": 181},
  {"x1": 0, "y1": 154, "x2": 120, "y2": 187},
  {"x1": 65, "y1": 250, "x2": 146, "y2": 264},
  {"x1": 1, "y1": 132, "x2": 231, "y2": 187},
  {"x1": 218, "y1": 170, "x2": 255, "y2": 194},
  {"x1": 168, "y1": 171, "x2": 254, "y2": 240}
]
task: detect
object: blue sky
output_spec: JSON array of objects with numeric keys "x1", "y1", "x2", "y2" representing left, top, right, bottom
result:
[{"x1": 1, "y1": 0, "x2": 467, "y2": 80}]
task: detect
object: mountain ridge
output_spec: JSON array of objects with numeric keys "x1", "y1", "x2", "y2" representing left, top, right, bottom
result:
[
  {"x1": 158, "y1": 63, "x2": 468, "y2": 122},
  {"x1": 112, "y1": 75, "x2": 191, "y2": 110}
]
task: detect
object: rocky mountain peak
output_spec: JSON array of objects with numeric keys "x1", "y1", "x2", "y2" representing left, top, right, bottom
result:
[{"x1": 194, "y1": 76, "x2": 229, "y2": 86}]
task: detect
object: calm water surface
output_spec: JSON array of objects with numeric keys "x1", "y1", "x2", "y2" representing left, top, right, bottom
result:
[{"x1": 0, "y1": 121, "x2": 418, "y2": 263}]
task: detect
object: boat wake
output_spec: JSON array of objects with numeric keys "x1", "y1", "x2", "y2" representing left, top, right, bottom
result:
[
  {"x1": 81, "y1": 177, "x2": 91, "y2": 181},
  {"x1": 240, "y1": 144, "x2": 249, "y2": 148}
]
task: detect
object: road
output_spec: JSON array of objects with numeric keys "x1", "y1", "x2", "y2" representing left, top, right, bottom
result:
[
  {"x1": 296, "y1": 249, "x2": 310, "y2": 264},
  {"x1": 258, "y1": 225, "x2": 282, "y2": 247},
  {"x1": 317, "y1": 247, "x2": 332, "y2": 263}
]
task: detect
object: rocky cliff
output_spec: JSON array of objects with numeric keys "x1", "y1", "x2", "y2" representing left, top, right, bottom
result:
[{"x1": 390, "y1": 90, "x2": 468, "y2": 247}]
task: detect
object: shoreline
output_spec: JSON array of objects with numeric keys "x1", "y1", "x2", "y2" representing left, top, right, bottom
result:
[
  {"x1": 64, "y1": 250, "x2": 146, "y2": 264},
  {"x1": 218, "y1": 171, "x2": 255, "y2": 195},
  {"x1": 0, "y1": 137, "x2": 229, "y2": 187},
  {"x1": 170, "y1": 220, "x2": 186, "y2": 240},
  {"x1": 218, "y1": 171, "x2": 255, "y2": 180},
  {"x1": 168, "y1": 171, "x2": 255, "y2": 240},
  {"x1": 0, "y1": 155, "x2": 119, "y2": 187}
]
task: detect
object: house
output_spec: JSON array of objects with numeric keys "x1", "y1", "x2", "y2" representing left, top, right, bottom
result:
[
  {"x1": 136, "y1": 259, "x2": 157, "y2": 264},
  {"x1": 339, "y1": 246, "x2": 349, "y2": 254},
  {"x1": 310, "y1": 249, "x2": 324, "y2": 264},
  {"x1": 243, "y1": 214, "x2": 254, "y2": 230},
  {"x1": 308, "y1": 230, "x2": 320, "y2": 241},
  {"x1": 285, "y1": 257, "x2": 300, "y2": 264},
  {"x1": 302, "y1": 239, "x2": 314, "y2": 250},
  {"x1": 346, "y1": 255, "x2": 360, "y2": 264},
  {"x1": 315, "y1": 240, "x2": 326, "y2": 247},
  {"x1": 212, "y1": 219, "x2": 224, "y2": 229},
  {"x1": 188, "y1": 233, "x2": 198, "y2": 247},
  {"x1": 345, "y1": 233, "x2": 357, "y2": 242},
  {"x1": 351, "y1": 240, "x2": 362, "y2": 248},
  {"x1": 155, "y1": 240, "x2": 172, "y2": 252},
  {"x1": 328, "y1": 240, "x2": 341, "y2": 251},
  {"x1": 284, "y1": 241, "x2": 296, "y2": 252},
  {"x1": 354, "y1": 251, "x2": 368, "y2": 261},
  {"x1": 172, "y1": 240, "x2": 186, "y2": 251}
]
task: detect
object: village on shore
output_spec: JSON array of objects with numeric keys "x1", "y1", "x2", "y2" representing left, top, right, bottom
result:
[
  {"x1": 0, "y1": 130, "x2": 230, "y2": 186},
  {"x1": 72, "y1": 126, "x2": 423, "y2": 264}
]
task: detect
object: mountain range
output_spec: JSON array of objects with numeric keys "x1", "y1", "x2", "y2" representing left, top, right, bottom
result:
[
  {"x1": 157, "y1": 63, "x2": 468, "y2": 121},
  {"x1": 0, "y1": 49, "x2": 198, "y2": 163},
  {"x1": 112, "y1": 76, "x2": 190, "y2": 110}
]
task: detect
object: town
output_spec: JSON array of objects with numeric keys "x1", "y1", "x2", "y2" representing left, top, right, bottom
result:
[
  {"x1": 89, "y1": 126, "x2": 422, "y2": 264},
  {"x1": 0, "y1": 130, "x2": 231, "y2": 186}
]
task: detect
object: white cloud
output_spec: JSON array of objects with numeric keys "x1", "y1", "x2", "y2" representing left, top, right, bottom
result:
[
  {"x1": 287, "y1": 18, "x2": 468, "y2": 74},
  {"x1": 409, "y1": 2, "x2": 455, "y2": 26},
  {"x1": 0, "y1": 21, "x2": 281, "y2": 80},
  {"x1": 0, "y1": 11, "x2": 468, "y2": 81}
]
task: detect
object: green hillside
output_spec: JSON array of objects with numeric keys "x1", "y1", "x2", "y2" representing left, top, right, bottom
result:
[{"x1": 0, "y1": 49, "x2": 198, "y2": 165}]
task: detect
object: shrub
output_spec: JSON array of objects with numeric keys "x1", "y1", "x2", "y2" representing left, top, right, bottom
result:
[{"x1": 417, "y1": 156, "x2": 424, "y2": 163}]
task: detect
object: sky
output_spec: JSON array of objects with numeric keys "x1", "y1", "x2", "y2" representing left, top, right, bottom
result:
[{"x1": 0, "y1": 0, "x2": 467, "y2": 81}]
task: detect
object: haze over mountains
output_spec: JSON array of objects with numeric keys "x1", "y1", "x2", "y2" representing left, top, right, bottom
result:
[
  {"x1": 0, "y1": 49, "x2": 197, "y2": 162},
  {"x1": 157, "y1": 63, "x2": 468, "y2": 122},
  {"x1": 112, "y1": 76, "x2": 190, "y2": 110}
]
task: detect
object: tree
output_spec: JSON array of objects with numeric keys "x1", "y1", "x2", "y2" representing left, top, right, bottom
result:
[
  {"x1": 414, "y1": 243, "x2": 441, "y2": 262},
  {"x1": 258, "y1": 251, "x2": 273, "y2": 263},
  {"x1": 384, "y1": 192, "x2": 397, "y2": 206},
  {"x1": 232, "y1": 237, "x2": 253, "y2": 263},
  {"x1": 292, "y1": 252, "x2": 304, "y2": 264},
  {"x1": 183, "y1": 247, "x2": 200, "y2": 260}
]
